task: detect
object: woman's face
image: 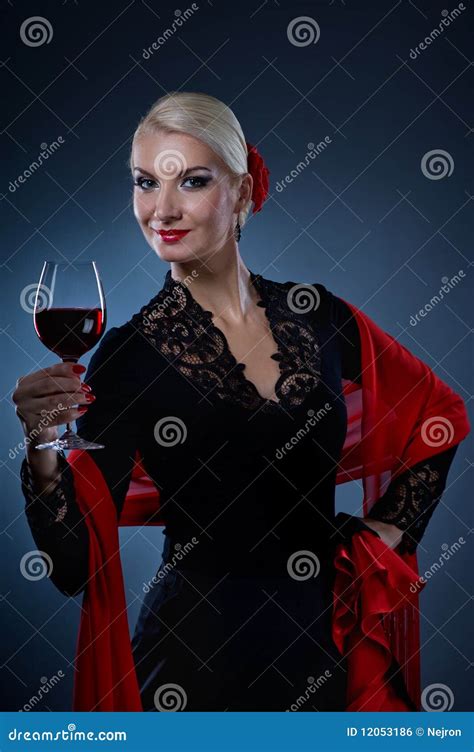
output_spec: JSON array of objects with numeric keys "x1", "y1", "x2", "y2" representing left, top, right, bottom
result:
[{"x1": 131, "y1": 130, "x2": 249, "y2": 265}]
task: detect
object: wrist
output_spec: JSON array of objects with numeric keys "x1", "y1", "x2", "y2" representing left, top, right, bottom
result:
[{"x1": 362, "y1": 517, "x2": 403, "y2": 549}]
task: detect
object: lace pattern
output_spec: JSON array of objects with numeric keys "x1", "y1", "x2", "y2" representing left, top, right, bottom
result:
[
  {"x1": 21, "y1": 450, "x2": 74, "y2": 532},
  {"x1": 366, "y1": 446, "x2": 458, "y2": 554},
  {"x1": 130, "y1": 270, "x2": 322, "y2": 413}
]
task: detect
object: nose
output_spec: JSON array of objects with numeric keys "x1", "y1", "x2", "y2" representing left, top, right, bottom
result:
[{"x1": 152, "y1": 183, "x2": 182, "y2": 223}]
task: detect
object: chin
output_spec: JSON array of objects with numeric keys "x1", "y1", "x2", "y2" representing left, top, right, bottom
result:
[{"x1": 150, "y1": 238, "x2": 196, "y2": 264}]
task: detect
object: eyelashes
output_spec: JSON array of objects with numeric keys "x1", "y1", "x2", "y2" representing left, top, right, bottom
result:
[{"x1": 133, "y1": 175, "x2": 212, "y2": 191}]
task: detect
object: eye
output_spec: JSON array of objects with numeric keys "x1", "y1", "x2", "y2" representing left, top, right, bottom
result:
[
  {"x1": 133, "y1": 176, "x2": 156, "y2": 191},
  {"x1": 181, "y1": 176, "x2": 211, "y2": 189}
]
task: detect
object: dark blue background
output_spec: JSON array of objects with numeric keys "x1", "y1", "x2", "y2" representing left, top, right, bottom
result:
[{"x1": 1, "y1": 0, "x2": 472, "y2": 711}]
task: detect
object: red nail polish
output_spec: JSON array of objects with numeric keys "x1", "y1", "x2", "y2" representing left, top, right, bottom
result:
[
  {"x1": 80, "y1": 383, "x2": 92, "y2": 393},
  {"x1": 73, "y1": 365, "x2": 86, "y2": 374},
  {"x1": 85, "y1": 393, "x2": 96, "y2": 402},
  {"x1": 78, "y1": 405, "x2": 89, "y2": 413}
]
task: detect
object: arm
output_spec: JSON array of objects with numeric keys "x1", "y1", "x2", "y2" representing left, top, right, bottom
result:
[
  {"x1": 329, "y1": 292, "x2": 459, "y2": 551},
  {"x1": 21, "y1": 326, "x2": 144, "y2": 596},
  {"x1": 365, "y1": 444, "x2": 459, "y2": 553}
]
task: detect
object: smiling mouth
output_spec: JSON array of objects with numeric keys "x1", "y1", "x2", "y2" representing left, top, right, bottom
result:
[
  {"x1": 157, "y1": 229, "x2": 191, "y2": 237},
  {"x1": 155, "y1": 229, "x2": 191, "y2": 243}
]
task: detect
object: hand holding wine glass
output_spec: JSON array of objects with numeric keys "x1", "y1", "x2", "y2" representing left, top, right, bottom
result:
[
  {"x1": 13, "y1": 361, "x2": 95, "y2": 451},
  {"x1": 14, "y1": 261, "x2": 107, "y2": 451}
]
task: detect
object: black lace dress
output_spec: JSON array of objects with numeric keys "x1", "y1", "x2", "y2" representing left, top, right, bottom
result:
[{"x1": 20, "y1": 270, "x2": 458, "y2": 711}]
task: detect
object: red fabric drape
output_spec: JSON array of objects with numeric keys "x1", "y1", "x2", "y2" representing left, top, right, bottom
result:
[
  {"x1": 66, "y1": 298, "x2": 470, "y2": 711},
  {"x1": 333, "y1": 530, "x2": 422, "y2": 711}
]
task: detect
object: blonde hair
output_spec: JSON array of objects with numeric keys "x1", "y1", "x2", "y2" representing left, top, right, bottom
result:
[{"x1": 129, "y1": 91, "x2": 253, "y2": 228}]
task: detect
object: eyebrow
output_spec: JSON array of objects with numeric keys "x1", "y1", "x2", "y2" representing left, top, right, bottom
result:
[{"x1": 133, "y1": 165, "x2": 212, "y2": 177}]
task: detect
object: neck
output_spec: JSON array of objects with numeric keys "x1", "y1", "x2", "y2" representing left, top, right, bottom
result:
[{"x1": 169, "y1": 253, "x2": 258, "y2": 324}]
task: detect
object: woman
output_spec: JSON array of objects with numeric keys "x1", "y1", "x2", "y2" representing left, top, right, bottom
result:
[{"x1": 14, "y1": 92, "x2": 469, "y2": 712}]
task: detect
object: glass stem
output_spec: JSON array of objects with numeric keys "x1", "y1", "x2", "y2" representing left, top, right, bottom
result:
[{"x1": 62, "y1": 357, "x2": 78, "y2": 435}]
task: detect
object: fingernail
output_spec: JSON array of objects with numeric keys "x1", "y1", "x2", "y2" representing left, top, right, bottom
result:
[
  {"x1": 80, "y1": 383, "x2": 92, "y2": 393},
  {"x1": 85, "y1": 393, "x2": 96, "y2": 402},
  {"x1": 73, "y1": 365, "x2": 86, "y2": 374},
  {"x1": 78, "y1": 405, "x2": 88, "y2": 413}
]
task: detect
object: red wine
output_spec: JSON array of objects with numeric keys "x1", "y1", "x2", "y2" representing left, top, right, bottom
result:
[{"x1": 34, "y1": 307, "x2": 106, "y2": 360}]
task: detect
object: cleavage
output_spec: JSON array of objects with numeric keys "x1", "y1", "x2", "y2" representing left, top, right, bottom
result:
[{"x1": 210, "y1": 308, "x2": 283, "y2": 405}]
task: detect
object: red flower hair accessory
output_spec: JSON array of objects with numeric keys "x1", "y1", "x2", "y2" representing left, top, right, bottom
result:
[{"x1": 246, "y1": 142, "x2": 270, "y2": 214}]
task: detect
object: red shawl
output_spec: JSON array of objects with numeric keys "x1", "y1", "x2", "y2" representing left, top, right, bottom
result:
[{"x1": 66, "y1": 298, "x2": 470, "y2": 711}]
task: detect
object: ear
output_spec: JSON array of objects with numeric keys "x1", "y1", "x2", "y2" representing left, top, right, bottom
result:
[{"x1": 234, "y1": 172, "x2": 253, "y2": 213}]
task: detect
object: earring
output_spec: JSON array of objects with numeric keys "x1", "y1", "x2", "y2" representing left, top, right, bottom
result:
[{"x1": 235, "y1": 220, "x2": 241, "y2": 241}]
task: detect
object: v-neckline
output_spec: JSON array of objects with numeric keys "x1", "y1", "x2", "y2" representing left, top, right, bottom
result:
[{"x1": 164, "y1": 269, "x2": 285, "y2": 409}]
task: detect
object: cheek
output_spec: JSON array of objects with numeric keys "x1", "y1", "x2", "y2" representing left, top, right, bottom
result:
[
  {"x1": 190, "y1": 185, "x2": 233, "y2": 227},
  {"x1": 133, "y1": 192, "x2": 153, "y2": 224}
]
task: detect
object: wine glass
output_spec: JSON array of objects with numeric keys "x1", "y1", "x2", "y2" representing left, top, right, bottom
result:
[{"x1": 33, "y1": 260, "x2": 107, "y2": 451}]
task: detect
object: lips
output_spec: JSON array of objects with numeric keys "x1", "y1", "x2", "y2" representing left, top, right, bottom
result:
[
  {"x1": 157, "y1": 229, "x2": 190, "y2": 239},
  {"x1": 154, "y1": 229, "x2": 191, "y2": 244}
]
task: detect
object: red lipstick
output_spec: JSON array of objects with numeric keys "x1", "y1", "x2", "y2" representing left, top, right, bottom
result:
[{"x1": 156, "y1": 229, "x2": 191, "y2": 243}]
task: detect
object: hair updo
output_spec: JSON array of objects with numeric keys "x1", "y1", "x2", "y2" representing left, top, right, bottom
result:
[{"x1": 129, "y1": 91, "x2": 252, "y2": 228}]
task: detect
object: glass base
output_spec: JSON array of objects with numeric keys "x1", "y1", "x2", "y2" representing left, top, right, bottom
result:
[{"x1": 35, "y1": 428, "x2": 104, "y2": 451}]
